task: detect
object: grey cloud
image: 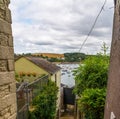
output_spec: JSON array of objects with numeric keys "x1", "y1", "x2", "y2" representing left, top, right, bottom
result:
[
  {"x1": 85, "y1": 42, "x2": 101, "y2": 47},
  {"x1": 10, "y1": 0, "x2": 114, "y2": 54},
  {"x1": 56, "y1": 44, "x2": 80, "y2": 50},
  {"x1": 68, "y1": 11, "x2": 113, "y2": 38},
  {"x1": 33, "y1": 41, "x2": 55, "y2": 46}
]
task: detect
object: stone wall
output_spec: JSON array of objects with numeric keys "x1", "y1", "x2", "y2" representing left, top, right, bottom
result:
[
  {"x1": 104, "y1": 0, "x2": 120, "y2": 118},
  {"x1": 0, "y1": 0, "x2": 17, "y2": 119}
]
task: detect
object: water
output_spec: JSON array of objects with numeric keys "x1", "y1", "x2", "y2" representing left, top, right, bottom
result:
[{"x1": 57, "y1": 64, "x2": 79, "y2": 88}]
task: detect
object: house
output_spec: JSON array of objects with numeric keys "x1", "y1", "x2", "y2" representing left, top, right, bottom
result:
[
  {"x1": 15, "y1": 56, "x2": 61, "y2": 111},
  {"x1": 15, "y1": 56, "x2": 61, "y2": 83}
]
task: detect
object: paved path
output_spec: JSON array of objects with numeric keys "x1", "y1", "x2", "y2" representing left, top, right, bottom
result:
[
  {"x1": 60, "y1": 117, "x2": 74, "y2": 119},
  {"x1": 60, "y1": 111, "x2": 74, "y2": 119},
  {"x1": 60, "y1": 105, "x2": 75, "y2": 119}
]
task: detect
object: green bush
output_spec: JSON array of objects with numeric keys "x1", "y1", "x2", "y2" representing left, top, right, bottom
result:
[
  {"x1": 74, "y1": 55, "x2": 109, "y2": 95},
  {"x1": 29, "y1": 80, "x2": 58, "y2": 119},
  {"x1": 74, "y1": 54, "x2": 109, "y2": 119},
  {"x1": 28, "y1": 111, "x2": 36, "y2": 119},
  {"x1": 78, "y1": 88, "x2": 106, "y2": 119}
]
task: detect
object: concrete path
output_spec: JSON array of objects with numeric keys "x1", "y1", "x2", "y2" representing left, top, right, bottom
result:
[
  {"x1": 60, "y1": 111, "x2": 74, "y2": 119},
  {"x1": 60, "y1": 117, "x2": 74, "y2": 119},
  {"x1": 60, "y1": 105, "x2": 75, "y2": 119}
]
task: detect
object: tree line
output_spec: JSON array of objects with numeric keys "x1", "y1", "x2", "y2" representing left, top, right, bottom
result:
[{"x1": 15, "y1": 52, "x2": 86, "y2": 62}]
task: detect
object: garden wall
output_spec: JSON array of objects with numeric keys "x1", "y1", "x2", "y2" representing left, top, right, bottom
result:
[{"x1": 0, "y1": 0, "x2": 17, "y2": 118}]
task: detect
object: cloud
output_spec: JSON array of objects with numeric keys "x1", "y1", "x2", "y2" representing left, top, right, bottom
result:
[{"x1": 10, "y1": 0, "x2": 114, "y2": 54}]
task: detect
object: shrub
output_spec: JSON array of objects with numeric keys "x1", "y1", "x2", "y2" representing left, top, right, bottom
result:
[
  {"x1": 27, "y1": 72, "x2": 31, "y2": 77},
  {"x1": 74, "y1": 54, "x2": 109, "y2": 95},
  {"x1": 19, "y1": 72, "x2": 26, "y2": 77},
  {"x1": 28, "y1": 111, "x2": 36, "y2": 119},
  {"x1": 74, "y1": 54, "x2": 109, "y2": 119},
  {"x1": 32, "y1": 72, "x2": 37, "y2": 77},
  {"x1": 30, "y1": 80, "x2": 58, "y2": 119},
  {"x1": 78, "y1": 88, "x2": 106, "y2": 119}
]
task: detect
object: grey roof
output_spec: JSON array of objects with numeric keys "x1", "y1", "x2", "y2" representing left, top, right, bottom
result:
[{"x1": 25, "y1": 57, "x2": 61, "y2": 74}]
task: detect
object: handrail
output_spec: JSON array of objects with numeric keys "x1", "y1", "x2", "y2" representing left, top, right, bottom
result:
[{"x1": 28, "y1": 74, "x2": 49, "y2": 87}]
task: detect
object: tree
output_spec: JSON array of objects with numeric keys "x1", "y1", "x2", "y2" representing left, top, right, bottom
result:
[
  {"x1": 101, "y1": 42, "x2": 109, "y2": 55},
  {"x1": 74, "y1": 54, "x2": 109, "y2": 95},
  {"x1": 74, "y1": 54, "x2": 109, "y2": 119},
  {"x1": 29, "y1": 80, "x2": 58, "y2": 119},
  {"x1": 64, "y1": 52, "x2": 86, "y2": 62}
]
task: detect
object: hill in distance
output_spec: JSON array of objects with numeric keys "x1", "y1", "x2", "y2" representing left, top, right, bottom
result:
[{"x1": 32, "y1": 53, "x2": 64, "y2": 59}]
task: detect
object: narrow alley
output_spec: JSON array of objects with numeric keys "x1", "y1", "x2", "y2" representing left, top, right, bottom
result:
[{"x1": 60, "y1": 105, "x2": 75, "y2": 119}]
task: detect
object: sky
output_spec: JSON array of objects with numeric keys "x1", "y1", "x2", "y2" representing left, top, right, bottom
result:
[{"x1": 10, "y1": 0, "x2": 114, "y2": 54}]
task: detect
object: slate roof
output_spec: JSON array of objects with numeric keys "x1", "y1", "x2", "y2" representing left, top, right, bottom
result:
[{"x1": 25, "y1": 57, "x2": 61, "y2": 74}]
